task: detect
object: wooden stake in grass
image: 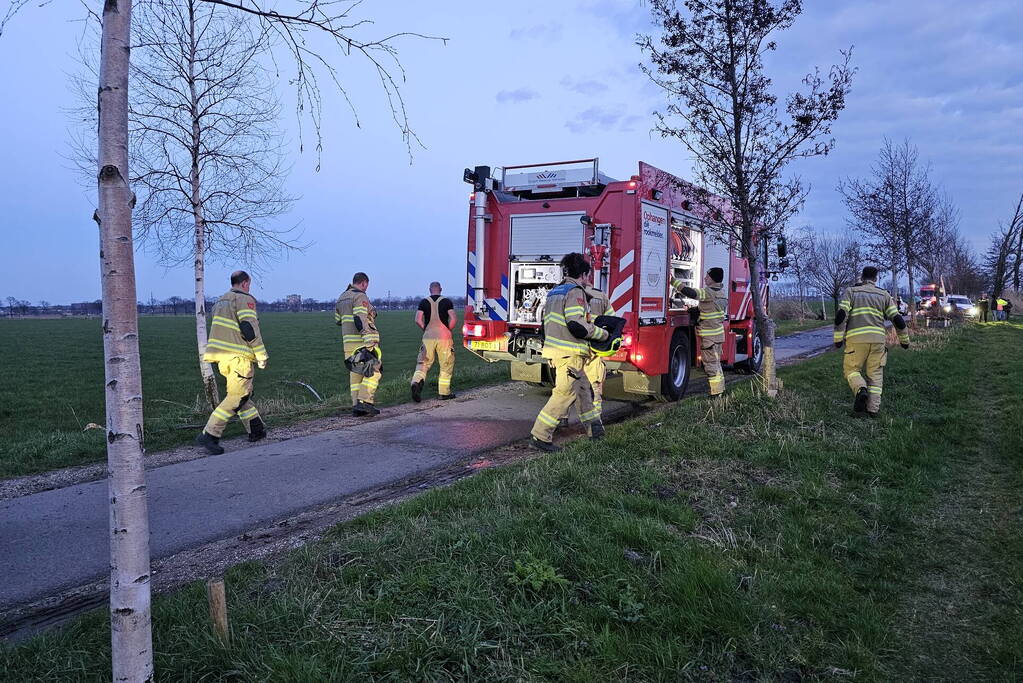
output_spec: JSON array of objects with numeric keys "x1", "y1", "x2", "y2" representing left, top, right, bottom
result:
[{"x1": 206, "y1": 577, "x2": 230, "y2": 644}]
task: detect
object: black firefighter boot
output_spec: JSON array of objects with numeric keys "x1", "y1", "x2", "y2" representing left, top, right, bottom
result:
[
  {"x1": 196, "y1": 431, "x2": 225, "y2": 455},
  {"x1": 353, "y1": 401, "x2": 381, "y2": 417},
  {"x1": 248, "y1": 417, "x2": 267, "y2": 442},
  {"x1": 853, "y1": 387, "x2": 869, "y2": 414},
  {"x1": 589, "y1": 420, "x2": 606, "y2": 440}
]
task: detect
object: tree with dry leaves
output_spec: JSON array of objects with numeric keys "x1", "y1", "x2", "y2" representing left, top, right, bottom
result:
[{"x1": 640, "y1": 0, "x2": 854, "y2": 396}]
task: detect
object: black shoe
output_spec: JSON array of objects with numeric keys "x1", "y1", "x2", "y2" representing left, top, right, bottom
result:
[
  {"x1": 247, "y1": 418, "x2": 267, "y2": 442},
  {"x1": 867, "y1": 411, "x2": 879, "y2": 419},
  {"x1": 589, "y1": 421, "x2": 605, "y2": 440},
  {"x1": 530, "y1": 437, "x2": 561, "y2": 452},
  {"x1": 196, "y1": 431, "x2": 225, "y2": 455},
  {"x1": 411, "y1": 380, "x2": 424, "y2": 403},
  {"x1": 353, "y1": 401, "x2": 380, "y2": 417},
  {"x1": 853, "y1": 387, "x2": 868, "y2": 413},
  {"x1": 439, "y1": 393, "x2": 457, "y2": 400}
]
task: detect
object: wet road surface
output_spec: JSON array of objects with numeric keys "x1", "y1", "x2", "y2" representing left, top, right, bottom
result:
[{"x1": 0, "y1": 326, "x2": 833, "y2": 612}]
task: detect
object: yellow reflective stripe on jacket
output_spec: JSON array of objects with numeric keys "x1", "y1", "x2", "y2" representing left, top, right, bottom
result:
[
  {"x1": 236, "y1": 309, "x2": 257, "y2": 320},
  {"x1": 207, "y1": 339, "x2": 255, "y2": 355},
  {"x1": 838, "y1": 299, "x2": 851, "y2": 311},
  {"x1": 564, "y1": 305, "x2": 586, "y2": 317},
  {"x1": 543, "y1": 336, "x2": 589, "y2": 353},
  {"x1": 211, "y1": 316, "x2": 240, "y2": 331},
  {"x1": 845, "y1": 326, "x2": 885, "y2": 338}
]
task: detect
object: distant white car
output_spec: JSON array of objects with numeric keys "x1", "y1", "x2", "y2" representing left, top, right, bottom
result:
[{"x1": 943, "y1": 295, "x2": 975, "y2": 316}]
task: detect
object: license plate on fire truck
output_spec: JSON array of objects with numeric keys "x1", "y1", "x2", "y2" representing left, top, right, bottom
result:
[{"x1": 469, "y1": 339, "x2": 503, "y2": 351}]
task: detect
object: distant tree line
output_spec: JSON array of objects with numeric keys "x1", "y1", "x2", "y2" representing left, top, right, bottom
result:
[{"x1": 2, "y1": 294, "x2": 468, "y2": 318}]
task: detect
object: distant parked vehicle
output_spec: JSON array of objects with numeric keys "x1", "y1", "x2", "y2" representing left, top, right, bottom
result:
[{"x1": 943, "y1": 295, "x2": 975, "y2": 316}]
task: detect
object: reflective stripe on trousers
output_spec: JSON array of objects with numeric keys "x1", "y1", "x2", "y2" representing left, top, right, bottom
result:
[
  {"x1": 344, "y1": 342, "x2": 382, "y2": 404},
  {"x1": 204, "y1": 356, "x2": 260, "y2": 437},
  {"x1": 842, "y1": 341, "x2": 886, "y2": 412},
  {"x1": 702, "y1": 341, "x2": 725, "y2": 396},
  {"x1": 411, "y1": 338, "x2": 455, "y2": 396},
  {"x1": 530, "y1": 355, "x2": 597, "y2": 443}
]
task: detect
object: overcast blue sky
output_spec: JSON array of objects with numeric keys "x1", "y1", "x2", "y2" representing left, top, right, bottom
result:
[{"x1": 1, "y1": 0, "x2": 1021, "y2": 304}]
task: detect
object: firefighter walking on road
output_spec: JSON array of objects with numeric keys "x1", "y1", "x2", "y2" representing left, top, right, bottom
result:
[
  {"x1": 531, "y1": 253, "x2": 615, "y2": 452},
  {"x1": 196, "y1": 270, "x2": 268, "y2": 454},
  {"x1": 336, "y1": 272, "x2": 382, "y2": 417},
  {"x1": 411, "y1": 282, "x2": 457, "y2": 402},
  {"x1": 672, "y1": 267, "x2": 727, "y2": 397},
  {"x1": 834, "y1": 266, "x2": 910, "y2": 417}
]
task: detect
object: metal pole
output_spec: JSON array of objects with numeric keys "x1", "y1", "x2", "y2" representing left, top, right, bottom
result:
[{"x1": 473, "y1": 187, "x2": 488, "y2": 314}]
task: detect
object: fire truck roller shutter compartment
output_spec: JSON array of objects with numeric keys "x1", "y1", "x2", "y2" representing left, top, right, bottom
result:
[
  {"x1": 639, "y1": 201, "x2": 669, "y2": 321},
  {"x1": 508, "y1": 212, "x2": 586, "y2": 326},
  {"x1": 703, "y1": 231, "x2": 732, "y2": 297},
  {"x1": 670, "y1": 214, "x2": 703, "y2": 309}
]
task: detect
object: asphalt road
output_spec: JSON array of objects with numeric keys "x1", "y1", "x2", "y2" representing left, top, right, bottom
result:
[{"x1": 0, "y1": 326, "x2": 833, "y2": 612}]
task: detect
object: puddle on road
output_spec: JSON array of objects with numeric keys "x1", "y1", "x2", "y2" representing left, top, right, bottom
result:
[{"x1": 389, "y1": 418, "x2": 535, "y2": 452}]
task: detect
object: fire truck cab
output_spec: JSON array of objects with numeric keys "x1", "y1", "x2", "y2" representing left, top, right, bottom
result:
[{"x1": 462, "y1": 159, "x2": 766, "y2": 401}]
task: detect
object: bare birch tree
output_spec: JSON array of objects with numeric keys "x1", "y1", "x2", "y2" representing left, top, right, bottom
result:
[
  {"x1": 97, "y1": 3, "x2": 155, "y2": 680},
  {"x1": 71, "y1": 1, "x2": 299, "y2": 409},
  {"x1": 640, "y1": 0, "x2": 854, "y2": 396},
  {"x1": 131, "y1": 1, "x2": 298, "y2": 408}
]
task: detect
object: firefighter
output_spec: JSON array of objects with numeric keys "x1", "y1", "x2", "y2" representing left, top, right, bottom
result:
[
  {"x1": 834, "y1": 266, "x2": 910, "y2": 417},
  {"x1": 530, "y1": 253, "x2": 613, "y2": 452},
  {"x1": 411, "y1": 281, "x2": 457, "y2": 401},
  {"x1": 335, "y1": 272, "x2": 382, "y2": 416},
  {"x1": 672, "y1": 267, "x2": 727, "y2": 397},
  {"x1": 978, "y1": 294, "x2": 989, "y2": 322},
  {"x1": 196, "y1": 270, "x2": 268, "y2": 455},
  {"x1": 583, "y1": 279, "x2": 615, "y2": 421}
]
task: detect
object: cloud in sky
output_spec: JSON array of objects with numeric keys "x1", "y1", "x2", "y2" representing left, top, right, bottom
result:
[
  {"x1": 559, "y1": 77, "x2": 609, "y2": 96},
  {"x1": 496, "y1": 87, "x2": 540, "y2": 104},
  {"x1": 508, "y1": 22, "x2": 563, "y2": 42}
]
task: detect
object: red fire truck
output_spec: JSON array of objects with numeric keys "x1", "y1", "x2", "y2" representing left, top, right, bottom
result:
[{"x1": 461, "y1": 159, "x2": 766, "y2": 401}]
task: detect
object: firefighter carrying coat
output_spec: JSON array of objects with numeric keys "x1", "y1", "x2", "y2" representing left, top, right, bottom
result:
[
  {"x1": 202, "y1": 288, "x2": 268, "y2": 438},
  {"x1": 834, "y1": 278, "x2": 910, "y2": 415},
  {"x1": 531, "y1": 275, "x2": 610, "y2": 444},
  {"x1": 335, "y1": 285, "x2": 382, "y2": 406},
  {"x1": 672, "y1": 275, "x2": 727, "y2": 396}
]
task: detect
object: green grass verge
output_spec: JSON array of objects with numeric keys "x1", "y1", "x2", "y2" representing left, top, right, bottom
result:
[
  {"x1": 0, "y1": 311, "x2": 505, "y2": 479},
  {"x1": 3, "y1": 322, "x2": 1020, "y2": 680}
]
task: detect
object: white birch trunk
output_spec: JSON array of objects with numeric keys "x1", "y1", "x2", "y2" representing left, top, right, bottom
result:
[
  {"x1": 187, "y1": 1, "x2": 219, "y2": 410},
  {"x1": 98, "y1": 1, "x2": 154, "y2": 680}
]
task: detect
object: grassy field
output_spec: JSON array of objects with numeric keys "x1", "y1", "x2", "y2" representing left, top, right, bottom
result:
[
  {"x1": 771, "y1": 299, "x2": 835, "y2": 337},
  {"x1": 3, "y1": 322, "x2": 1020, "y2": 680},
  {"x1": 0, "y1": 311, "x2": 506, "y2": 479}
]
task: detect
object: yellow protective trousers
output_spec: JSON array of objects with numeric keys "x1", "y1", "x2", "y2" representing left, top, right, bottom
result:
[
  {"x1": 344, "y1": 342, "x2": 382, "y2": 405},
  {"x1": 701, "y1": 341, "x2": 725, "y2": 396},
  {"x1": 583, "y1": 353, "x2": 607, "y2": 418},
  {"x1": 843, "y1": 341, "x2": 886, "y2": 412},
  {"x1": 411, "y1": 338, "x2": 455, "y2": 397},
  {"x1": 204, "y1": 356, "x2": 260, "y2": 437},
  {"x1": 531, "y1": 355, "x2": 598, "y2": 443}
]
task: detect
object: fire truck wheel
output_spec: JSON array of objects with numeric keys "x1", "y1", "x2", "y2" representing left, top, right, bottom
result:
[
  {"x1": 737, "y1": 328, "x2": 764, "y2": 374},
  {"x1": 660, "y1": 332, "x2": 691, "y2": 401}
]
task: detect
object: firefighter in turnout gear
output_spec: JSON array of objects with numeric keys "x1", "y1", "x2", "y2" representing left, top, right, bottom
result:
[
  {"x1": 834, "y1": 266, "x2": 910, "y2": 417},
  {"x1": 335, "y1": 272, "x2": 382, "y2": 417},
  {"x1": 583, "y1": 282, "x2": 615, "y2": 421},
  {"x1": 411, "y1": 282, "x2": 457, "y2": 402},
  {"x1": 672, "y1": 267, "x2": 727, "y2": 397},
  {"x1": 196, "y1": 271, "x2": 268, "y2": 454},
  {"x1": 531, "y1": 253, "x2": 612, "y2": 452}
]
